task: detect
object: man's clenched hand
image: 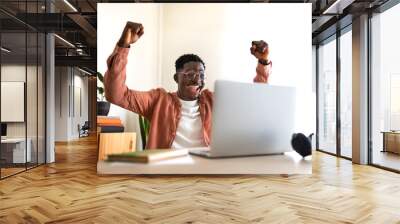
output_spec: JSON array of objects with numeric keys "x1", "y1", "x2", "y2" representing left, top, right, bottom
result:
[
  {"x1": 117, "y1": 21, "x2": 144, "y2": 48},
  {"x1": 250, "y1": 40, "x2": 269, "y2": 61}
]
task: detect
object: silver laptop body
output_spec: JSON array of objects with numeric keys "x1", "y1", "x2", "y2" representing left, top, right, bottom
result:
[{"x1": 190, "y1": 80, "x2": 296, "y2": 158}]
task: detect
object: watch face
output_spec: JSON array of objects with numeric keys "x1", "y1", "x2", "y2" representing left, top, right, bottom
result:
[{"x1": 259, "y1": 59, "x2": 269, "y2": 65}]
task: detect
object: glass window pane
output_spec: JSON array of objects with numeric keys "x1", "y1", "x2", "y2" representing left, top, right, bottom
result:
[
  {"x1": 27, "y1": 31, "x2": 38, "y2": 169},
  {"x1": 340, "y1": 29, "x2": 352, "y2": 158},
  {"x1": 1, "y1": 1, "x2": 46, "y2": 179},
  {"x1": 1, "y1": 30, "x2": 27, "y2": 177},
  {"x1": 318, "y1": 37, "x2": 337, "y2": 154},
  {"x1": 38, "y1": 32, "x2": 46, "y2": 165},
  {"x1": 371, "y1": 3, "x2": 400, "y2": 171}
]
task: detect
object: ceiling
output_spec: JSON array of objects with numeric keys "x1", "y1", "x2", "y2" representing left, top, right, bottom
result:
[{"x1": 0, "y1": 0, "x2": 392, "y2": 72}]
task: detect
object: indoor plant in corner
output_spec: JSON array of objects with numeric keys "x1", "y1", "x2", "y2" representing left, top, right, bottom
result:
[{"x1": 97, "y1": 72, "x2": 111, "y2": 116}]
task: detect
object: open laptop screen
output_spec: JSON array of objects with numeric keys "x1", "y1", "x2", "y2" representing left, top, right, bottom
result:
[{"x1": 1, "y1": 123, "x2": 7, "y2": 137}]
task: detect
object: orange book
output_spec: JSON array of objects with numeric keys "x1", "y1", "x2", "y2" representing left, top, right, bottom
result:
[
  {"x1": 97, "y1": 123, "x2": 124, "y2": 127},
  {"x1": 97, "y1": 117, "x2": 122, "y2": 125}
]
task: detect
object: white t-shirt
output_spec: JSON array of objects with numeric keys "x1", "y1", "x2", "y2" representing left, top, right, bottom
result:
[{"x1": 171, "y1": 99, "x2": 207, "y2": 149}]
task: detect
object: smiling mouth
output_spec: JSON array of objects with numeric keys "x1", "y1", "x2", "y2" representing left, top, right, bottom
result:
[
  {"x1": 188, "y1": 84, "x2": 199, "y2": 87},
  {"x1": 186, "y1": 85, "x2": 201, "y2": 92}
]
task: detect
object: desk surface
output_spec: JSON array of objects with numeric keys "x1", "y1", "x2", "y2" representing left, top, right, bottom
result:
[
  {"x1": 1, "y1": 138, "x2": 27, "y2": 143},
  {"x1": 381, "y1": 131, "x2": 400, "y2": 134},
  {"x1": 97, "y1": 151, "x2": 312, "y2": 175}
]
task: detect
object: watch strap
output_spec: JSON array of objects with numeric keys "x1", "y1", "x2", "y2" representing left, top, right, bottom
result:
[{"x1": 258, "y1": 59, "x2": 271, "y2": 66}]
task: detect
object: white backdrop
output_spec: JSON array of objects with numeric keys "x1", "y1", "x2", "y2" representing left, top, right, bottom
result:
[{"x1": 98, "y1": 3, "x2": 315, "y2": 137}]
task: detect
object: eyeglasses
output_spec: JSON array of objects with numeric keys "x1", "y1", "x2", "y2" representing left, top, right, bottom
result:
[{"x1": 176, "y1": 71, "x2": 205, "y2": 80}]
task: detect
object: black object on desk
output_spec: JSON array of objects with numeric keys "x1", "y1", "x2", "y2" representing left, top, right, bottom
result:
[
  {"x1": 100, "y1": 126, "x2": 124, "y2": 133},
  {"x1": 291, "y1": 133, "x2": 313, "y2": 158},
  {"x1": 1, "y1": 123, "x2": 7, "y2": 137}
]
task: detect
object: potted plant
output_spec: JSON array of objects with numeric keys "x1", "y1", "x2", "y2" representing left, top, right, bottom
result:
[
  {"x1": 139, "y1": 115, "x2": 150, "y2": 149},
  {"x1": 97, "y1": 72, "x2": 111, "y2": 116}
]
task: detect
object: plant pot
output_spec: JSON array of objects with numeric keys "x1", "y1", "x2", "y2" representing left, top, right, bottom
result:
[{"x1": 97, "y1": 101, "x2": 110, "y2": 116}]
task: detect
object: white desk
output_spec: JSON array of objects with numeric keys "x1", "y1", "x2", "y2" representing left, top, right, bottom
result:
[
  {"x1": 1, "y1": 138, "x2": 32, "y2": 163},
  {"x1": 97, "y1": 151, "x2": 312, "y2": 175}
]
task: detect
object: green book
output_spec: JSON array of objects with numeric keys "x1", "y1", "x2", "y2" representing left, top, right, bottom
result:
[{"x1": 107, "y1": 149, "x2": 188, "y2": 163}]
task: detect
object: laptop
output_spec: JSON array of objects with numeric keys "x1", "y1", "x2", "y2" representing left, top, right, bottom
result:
[
  {"x1": 189, "y1": 80, "x2": 296, "y2": 158},
  {"x1": 1, "y1": 123, "x2": 7, "y2": 140}
]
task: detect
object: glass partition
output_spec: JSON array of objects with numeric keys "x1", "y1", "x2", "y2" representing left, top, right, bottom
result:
[
  {"x1": 38, "y1": 32, "x2": 45, "y2": 165},
  {"x1": 371, "y1": 3, "x2": 400, "y2": 171},
  {"x1": 317, "y1": 36, "x2": 337, "y2": 155},
  {"x1": 1, "y1": 31, "x2": 28, "y2": 178},
  {"x1": 0, "y1": 1, "x2": 46, "y2": 179},
  {"x1": 339, "y1": 28, "x2": 352, "y2": 158}
]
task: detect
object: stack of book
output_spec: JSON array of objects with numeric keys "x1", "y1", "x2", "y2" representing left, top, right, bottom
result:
[
  {"x1": 107, "y1": 149, "x2": 189, "y2": 163},
  {"x1": 97, "y1": 116, "x2": 124, "y2": 133}
]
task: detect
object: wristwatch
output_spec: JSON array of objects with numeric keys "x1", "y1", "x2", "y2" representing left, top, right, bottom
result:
[{"x1": 258, "y1": 59, "x2": 271, "y2": 66}]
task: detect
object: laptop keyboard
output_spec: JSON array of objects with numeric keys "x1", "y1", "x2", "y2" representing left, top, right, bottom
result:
[{"x1": 189, "y1": 149, "x2": 211, "y2": 157}]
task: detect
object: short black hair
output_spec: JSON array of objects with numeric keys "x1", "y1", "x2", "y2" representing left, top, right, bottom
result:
[{"x1": 175, "y1": 54, "x2": 205, "y2": 71}]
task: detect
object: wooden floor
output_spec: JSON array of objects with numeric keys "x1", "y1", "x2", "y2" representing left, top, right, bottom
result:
[
  {"x1": 1, "y1": 163, "x2": 44, "y2": 178},
  {"x1": 373, "y1": 151, "x2": 400, "y2": 171},
  {"x1": 1, "y1": 136, "x2": 400, "y2": 223},
  {"x1": 1, "y1": 167, "x2": 26, "y2": 178}
]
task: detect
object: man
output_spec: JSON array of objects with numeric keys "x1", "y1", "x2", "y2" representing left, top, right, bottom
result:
[{"x1": 104, "y1": 21, "x2": 272, "y2": 149}]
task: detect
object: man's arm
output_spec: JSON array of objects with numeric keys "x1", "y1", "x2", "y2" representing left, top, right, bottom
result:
[
  {"x1": 250, "y1": 40, "x2": 271, "y2": 84},
  {"x1": 104, "y1": 22, "x2": 159, "y2": 119},
  {"x1": 253, "y1": 62, "x2": 272, "y2": 83}
]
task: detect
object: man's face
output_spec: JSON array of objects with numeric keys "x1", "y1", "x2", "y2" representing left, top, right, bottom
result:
[{"x1": 175, "y1": 61, "x2": 205, "y2": 101}]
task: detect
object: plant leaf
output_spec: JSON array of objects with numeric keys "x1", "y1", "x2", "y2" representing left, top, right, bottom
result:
[
  {"x1": 138, "y1": 116, "x2": 146, "y2": 149},
  {"x1": 97, "y1": 87, "x2": 104, "y2": 95},
  {"x1": 97, "y1": 72, "x2": 104, "y2": 83}
]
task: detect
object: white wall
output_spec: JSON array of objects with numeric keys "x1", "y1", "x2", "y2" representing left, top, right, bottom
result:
[
  {"x1": 98, "y1": 3, "x2": 315, "y2": 142},
  {"x1": 54, "y1": 67, "x2": 89, "y2": 141},
  {"x1": 72, "y1": 73, "x2": 89, "y2": 138},
  {"x1": 160, "y1": 3, "x2": 313, "y2": 134},
  {"x1": 98, "y1": 3, "x2": 162, "y2": 149},
  {"x1": 55, "y1": 67, "x2": 69, "y2": 141}
]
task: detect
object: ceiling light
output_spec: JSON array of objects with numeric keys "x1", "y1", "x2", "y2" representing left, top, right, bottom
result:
[
  {"x1": 76, "y1": 48, "x2": 85, "y2": 55},
  {"x1": 322, "y1": 0, "x2": 355, "y2": 15},
  {"x1": 54, "y1": 34, "x2": 75, "y2": 48},
  {"x1": 1, "y1": 47, "x2": 11, "y2": 53},
  {"x1": 77, "y1": 67, "x2": 92, "y2": 76},
  {"x1": 63, "y1": 0, "x2": 78, "y2": 12}
]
